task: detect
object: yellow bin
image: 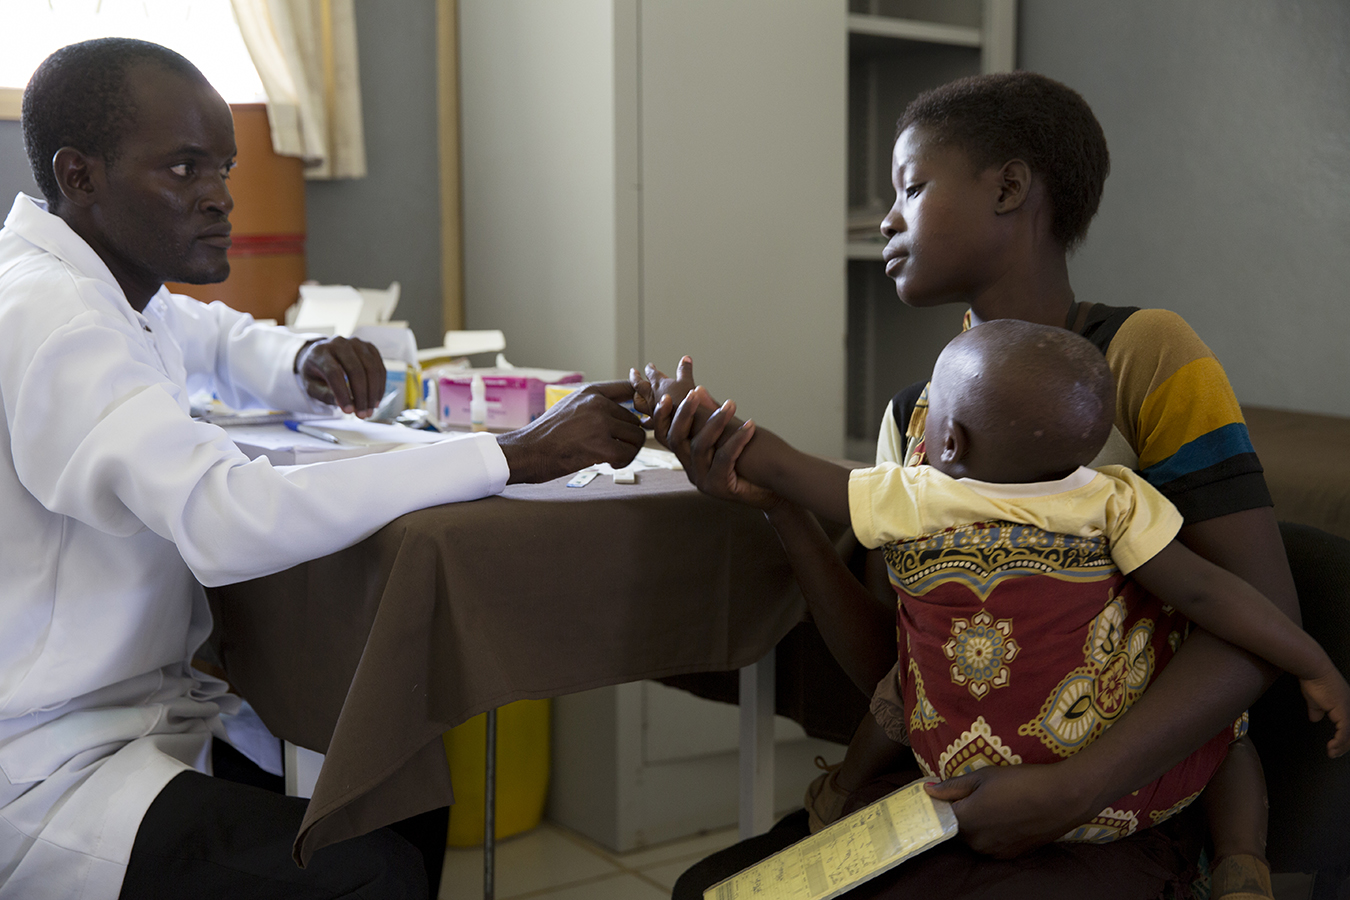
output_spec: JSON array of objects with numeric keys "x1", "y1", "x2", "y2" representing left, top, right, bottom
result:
[{"x1": 443, "y1": 699, "x2": 551, "y2": 846}]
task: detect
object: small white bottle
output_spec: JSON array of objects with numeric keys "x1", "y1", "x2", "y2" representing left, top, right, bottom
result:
[{"x1": 470, "y1": 373, "x2": 488, "y2": 432}]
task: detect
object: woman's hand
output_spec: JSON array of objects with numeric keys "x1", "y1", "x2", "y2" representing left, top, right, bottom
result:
[
  {"x1": 924, "y1": 762, "x2": 1098, "y2": 858},
  {"x1": 666, "y1": 387, "x2": 781, "y2": 511}
]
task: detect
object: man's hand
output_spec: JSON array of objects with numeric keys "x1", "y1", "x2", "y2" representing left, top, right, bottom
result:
[
  {"x1": 296, "y1": 337, "x2": 387, "y2": 417},
  {"x1": 923, "y1": 762, "x2": 1098, "y2": 858},
  {"x1": 496, "y1": 381, "x2": 645, "y2": 484}
]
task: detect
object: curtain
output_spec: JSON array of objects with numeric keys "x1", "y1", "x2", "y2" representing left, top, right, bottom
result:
[{"x1": 230, "y1": 0, "x2": 367, "y2": 179}]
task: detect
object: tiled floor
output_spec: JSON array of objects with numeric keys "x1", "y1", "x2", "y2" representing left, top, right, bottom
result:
[
  {"x1": 438, "y1": 823, "x2": 1321, "y2": 900},
  {"x1": 438, "y1": 820, "x2": 739, "y2": 900}
]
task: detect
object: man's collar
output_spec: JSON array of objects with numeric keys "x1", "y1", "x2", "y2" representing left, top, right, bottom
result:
[
  {"x1": 3, "y1": 192, "x2": 170, "y2": 319},
  {"x1": 5, "y1": 193, "x2": 125, "y2": 299}
]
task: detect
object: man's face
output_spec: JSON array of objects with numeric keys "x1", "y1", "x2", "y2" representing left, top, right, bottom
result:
[{"x1": 87, "y1": 63, "x2": 236, "y2": 292}]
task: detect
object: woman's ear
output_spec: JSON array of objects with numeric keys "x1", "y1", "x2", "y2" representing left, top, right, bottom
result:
[
  {"x1": 52, "y1": 147, "x2": 100, "y2": 209},
  {"x1": 994, "y1": 159, "x2": 1032, "y2": 214}
]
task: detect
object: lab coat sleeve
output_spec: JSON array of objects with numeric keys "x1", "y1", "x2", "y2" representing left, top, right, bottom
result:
[
  {"x1": 158, "y1": 291, "x2": 331, "y2": 414},
  {"x1": 5, "y1": 304, "x2": 508, "y2": 587}
]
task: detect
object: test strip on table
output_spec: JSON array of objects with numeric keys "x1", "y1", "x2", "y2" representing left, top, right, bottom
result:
[
  {"x1": 703, "y1": 779, "x2": 958, "y2": 900},
  {"x1": 566, "y1": 471, "x2": 598, "y2": 488}
]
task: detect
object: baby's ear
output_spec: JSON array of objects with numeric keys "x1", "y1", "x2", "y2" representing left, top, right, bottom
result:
[{"x1": 940, "y1": 420, "x2": 970, "y2": 465}]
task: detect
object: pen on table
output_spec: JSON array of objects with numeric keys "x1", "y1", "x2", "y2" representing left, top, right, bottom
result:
[{"x1": 284, "y1": 420, "x2": 342, "y2": 444}]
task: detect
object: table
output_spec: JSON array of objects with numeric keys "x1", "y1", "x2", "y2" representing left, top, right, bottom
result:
[{"x1": 207, "y1": 469, "x2": 812, "y2": 865}]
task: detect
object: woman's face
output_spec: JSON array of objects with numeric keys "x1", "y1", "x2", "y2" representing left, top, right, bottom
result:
[{"x1": 880, "y1": 126, "x2": 1005, "y2": 308}]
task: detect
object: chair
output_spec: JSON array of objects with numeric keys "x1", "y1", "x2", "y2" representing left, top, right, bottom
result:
[{"x1": 1259, "y1": 523, "x2": 1350, "y2": 900}]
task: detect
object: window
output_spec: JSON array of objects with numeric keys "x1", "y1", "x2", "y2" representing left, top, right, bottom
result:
[{"x1": 0, "y1": 0, "x2": 265, "y2": 119}]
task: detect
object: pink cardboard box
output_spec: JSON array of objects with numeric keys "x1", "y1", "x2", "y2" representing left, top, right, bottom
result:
[{"x1": 438, "y1": 368, "x2": 583, "y2": 429}]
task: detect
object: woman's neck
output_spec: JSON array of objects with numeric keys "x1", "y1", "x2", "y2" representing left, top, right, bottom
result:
[{"x1": 967, "y1": 234, "x2": 1076, "y2": 329}]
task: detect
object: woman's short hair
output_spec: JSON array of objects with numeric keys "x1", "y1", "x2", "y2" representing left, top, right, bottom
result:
[{"x1": 899, "y1": 71, "x2": 1110, "y2": 250}]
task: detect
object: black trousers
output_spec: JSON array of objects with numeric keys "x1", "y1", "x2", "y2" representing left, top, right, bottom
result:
[{"x1": 119, "y1": 739, "x2": 447, "y2": 900}]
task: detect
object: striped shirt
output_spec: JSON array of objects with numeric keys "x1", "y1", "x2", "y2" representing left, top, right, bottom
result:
[{"x1": 879, "y1": 304, "x2": 1271, "y2": 524}]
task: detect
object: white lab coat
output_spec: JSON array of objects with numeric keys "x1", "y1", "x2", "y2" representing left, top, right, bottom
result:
[{"x1": 0, "y1": 194, "x2": 510, "y2": 899}]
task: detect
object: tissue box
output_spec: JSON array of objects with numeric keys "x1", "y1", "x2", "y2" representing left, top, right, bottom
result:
[{"x1": 439, "y1": 368, "x2": 583, "y2": 429}]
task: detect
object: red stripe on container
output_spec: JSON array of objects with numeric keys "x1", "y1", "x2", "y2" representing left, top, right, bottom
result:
[{"x1": 228, "y1": 233, "x2": 306, "y2": 257}]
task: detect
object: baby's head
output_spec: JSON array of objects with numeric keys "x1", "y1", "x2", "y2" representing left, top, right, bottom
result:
[{"x1": 925, "y1": 320, "x2": 1114, "y2": 484}]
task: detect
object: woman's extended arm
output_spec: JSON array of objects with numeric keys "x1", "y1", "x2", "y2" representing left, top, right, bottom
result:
[
  {"x1": 666, "y1": 395, "x2": 896, "y2": 694},
  {"x1": 763, "y1": 503, "x2": 898, "y2": 696}
]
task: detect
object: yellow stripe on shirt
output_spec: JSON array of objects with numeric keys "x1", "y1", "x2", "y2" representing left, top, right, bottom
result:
[{"x1": 1135, "y1": 356, "x2": 1246, "y2": 470}]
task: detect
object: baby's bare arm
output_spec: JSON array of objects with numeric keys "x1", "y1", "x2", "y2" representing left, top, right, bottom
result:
[
  {"x1": 1131, "y1": 539, "x2": 1350, "y2": 756},
  {"x1": 1132, "y1": 540, "x2": 1326, "y2": 678}
]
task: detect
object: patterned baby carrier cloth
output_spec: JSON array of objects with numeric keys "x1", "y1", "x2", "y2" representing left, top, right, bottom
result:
[
  {"x1": 885, "y1": 517, "x2": 1245, "y2": 843},
  {"x1": 879, "y1": 303, "x2": 1249, "y2": 843}
]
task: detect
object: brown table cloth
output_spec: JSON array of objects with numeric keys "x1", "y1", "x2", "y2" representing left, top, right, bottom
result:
[{"x1": 206, "y1": 469, "x2": 810, "y2": 865}]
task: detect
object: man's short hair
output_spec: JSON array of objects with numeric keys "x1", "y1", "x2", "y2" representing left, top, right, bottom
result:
[
  {"x1": 22, "y1": 38, "x2": 205, "y2": 210},
  {"x1": 898, "y1": 71, "x2": 1110, "y2": 251}
]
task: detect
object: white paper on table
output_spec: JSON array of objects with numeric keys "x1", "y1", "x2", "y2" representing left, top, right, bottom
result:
[
  {"x1": 356, "y1": 282, "x2": 400, "y2": 325},
  {"x1": 352, "y1": 324, "x2": 418, "y2": 364},
  {"x1": 574, "y1": 446, "x2": 683, "y2": 483},
  {"x1": 222, "y1": 417, "x2": 455, "y2": 465},
  {"x1": 294, "y1": 285, "x2": 364, "y2": 337},
  {"x1": 443, "y1": 330, "x2": 505, "y2": 356}
]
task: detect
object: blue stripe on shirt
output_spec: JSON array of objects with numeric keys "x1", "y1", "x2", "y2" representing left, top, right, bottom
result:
[{"x1": 1139, "y1": 422, "x2": 1256, "y2": 487}]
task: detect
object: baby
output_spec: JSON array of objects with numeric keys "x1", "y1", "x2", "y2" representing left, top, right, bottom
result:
[{"x1": 636, "y1": 319, "x2": 1349, "y2": 898}]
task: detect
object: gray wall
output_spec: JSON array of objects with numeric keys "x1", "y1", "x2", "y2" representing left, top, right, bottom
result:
[
  {"x1": 9, "y1": 2, "x2": 1349, "y2": 408},
  {"x1": 1020, "y1": 0, "x2": 1350, "y2": 417},
  {"x1": 1, "y1": 5, "x2": 444, "y2": 349},
  {"x1": 0, "y1": 120, "x2": 41, "y2": 207},
  {"x1": 304, "y1": 2, "x2": 444, "y2": 348}
]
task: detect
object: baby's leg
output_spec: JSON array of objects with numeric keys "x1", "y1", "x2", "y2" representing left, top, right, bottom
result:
[
  {"x1": 1205, "y1": 736, "x2": 1274, "y2": 899},
  {"x1": 805, "y1": 713, "x2": 909, "y2": 833},
  {"x1": 838, "y1": 712, "x2": 910, "y2": 792}
]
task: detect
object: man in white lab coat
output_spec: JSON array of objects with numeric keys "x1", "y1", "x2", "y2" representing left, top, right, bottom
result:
[{"x1": 0, "y1": 38, "x2": 645, "y2": 900}]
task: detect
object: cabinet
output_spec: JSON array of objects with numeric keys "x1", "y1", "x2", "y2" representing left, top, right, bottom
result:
[
  {"x1": 457, "y1": 0, "x2": 1015, "y2": 850},
  {"x1": 459, "y1": 0, "x2": 847, "y2": 458},
  {"x1": 548, "y1": 680, "x2": 843, "y2": 851},
  {"x1": 844, "y1": 0, "x2": 1016, "y2": 461}
]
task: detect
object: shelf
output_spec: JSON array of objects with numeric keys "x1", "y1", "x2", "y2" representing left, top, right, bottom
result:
[
  {"x1": 847, "y1": 241, "x2": 885, "y2": 260},
  {"x1": 846, "y1": 13, "x2": 982, "y2": 48}
]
